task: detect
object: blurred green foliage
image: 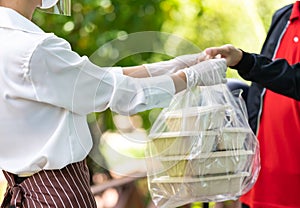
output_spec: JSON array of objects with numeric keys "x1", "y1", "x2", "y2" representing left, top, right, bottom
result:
[{"x1": 33, "y1": 0, "x2": 294, "y2": 72}]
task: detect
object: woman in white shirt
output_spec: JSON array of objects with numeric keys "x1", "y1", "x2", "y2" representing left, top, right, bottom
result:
[{"x1": 0, "y1": 0, "x2": 227, "y2": 207}]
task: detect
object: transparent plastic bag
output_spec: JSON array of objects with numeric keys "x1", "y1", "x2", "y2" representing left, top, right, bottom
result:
[{"x1": 146, "y1": 84, "x2": 260, "y2": 208}]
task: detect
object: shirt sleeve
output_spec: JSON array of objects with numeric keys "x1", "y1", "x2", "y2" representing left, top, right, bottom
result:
[
  {"x1": 29, "y1": 35, "x2": 175, "y2": 115},
  {"x1": 231, "y1": 51, "x2": 300, "y2": 100}
]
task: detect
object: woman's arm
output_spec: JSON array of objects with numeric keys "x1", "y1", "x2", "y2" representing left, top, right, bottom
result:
[
  {"x1": 122, "y1": 65, "x2": 150, "y2": 77},
  {"x1": 122, "y1": 66, "x2": 186, "y2": 93},
  {"x1": 122, "y1": 52, "x2": 206, "y2": 78}
]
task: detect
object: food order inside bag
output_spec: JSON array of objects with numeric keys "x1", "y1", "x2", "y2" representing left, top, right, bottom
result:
[{"x1": 145, "y1": 84, "x2": 260, "y2": 208}]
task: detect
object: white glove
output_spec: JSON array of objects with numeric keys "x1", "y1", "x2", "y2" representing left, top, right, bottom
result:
[
  {"x1": 181, "y1": 58, "x2": 227, "y2": 88},
  {"x1": 143, "y1": 52, "x2": 206, "y2": 76}
]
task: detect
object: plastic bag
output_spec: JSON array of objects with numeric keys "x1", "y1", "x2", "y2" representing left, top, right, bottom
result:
[{"x1": 145, "y1": 84, "x2": 260, "y2": 208}]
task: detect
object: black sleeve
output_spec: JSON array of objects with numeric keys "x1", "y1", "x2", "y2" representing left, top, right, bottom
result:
[{"x1": 231, "y1": 51, "x2": 300, "y2": 100}]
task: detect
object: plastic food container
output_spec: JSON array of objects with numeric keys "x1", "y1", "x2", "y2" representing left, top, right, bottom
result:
[
  {"x1": 151, "y1": 173, "x2": 249, "y2": 199},
  {"x1": 159, "y1": 150, "x2": 253, "y2": 177},
  {"x1": 148, "y1": 131, "x2": 218, "y2": 156},
  {"x1": 218, "y1": 128, "x2": 252, "y2": 150},
  {"x1": 163, "y1": 105, "x2": 230, "y2": 132}
]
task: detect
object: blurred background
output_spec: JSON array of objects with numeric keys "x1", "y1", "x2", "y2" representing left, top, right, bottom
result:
[{"x1": 0, "y1": 0, "x2": 295, "y2": 207}]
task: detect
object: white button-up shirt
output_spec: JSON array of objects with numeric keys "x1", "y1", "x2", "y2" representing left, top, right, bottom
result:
[{"x1": 0, "y1": 7, "x2": 175, "y2": 175}]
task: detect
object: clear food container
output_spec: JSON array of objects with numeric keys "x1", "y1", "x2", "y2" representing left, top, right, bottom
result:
[
  {"x1": 159, "y1": 150, "x2": 253, "y2": 177},
  {"x1": 148, "y1": 131, "x2": 218, "y2": 156},
  {"x1": 151, "y1": 172, "x2": 249, "y2": 199},
  {"x1": 163, "y1": 105, "x2": 231, "y2": 132},
  {"x1": 218, "y1": 127, "x2": 252, "y2": 150}
]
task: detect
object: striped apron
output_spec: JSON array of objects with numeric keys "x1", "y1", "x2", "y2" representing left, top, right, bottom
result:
[{"x1": 1, "y1": 160, "x2": 97, "y2": 208}]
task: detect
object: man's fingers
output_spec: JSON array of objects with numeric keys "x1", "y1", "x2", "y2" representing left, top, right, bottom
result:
[
  {"x1": 205, "y1": 44, "x2": 234, "y2": 58},
  {"x1": 202, "y1": 44, "x2": 242, "y2": 67},
  {"x1": 204, "y1": 47, "x2": 223, "y2": 58},
  {"x1": 197, "y1": 52, "x2": 210, "y2": 62}
]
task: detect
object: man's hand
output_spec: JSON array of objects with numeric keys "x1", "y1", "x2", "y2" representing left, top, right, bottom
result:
[{"x1": 203, "y1": 44, "x2": 243, "y2": 67}]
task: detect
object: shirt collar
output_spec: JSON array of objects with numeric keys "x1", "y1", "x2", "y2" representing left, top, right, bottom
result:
[
  {"x1": 290, "y1": 1, "x2": 300, "y2": 21},
  {"x1": 0, "y1": 6, "x2": 44, "y2": 33}
]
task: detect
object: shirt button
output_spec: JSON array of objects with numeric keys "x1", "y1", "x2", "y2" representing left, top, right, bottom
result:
[{"x1": 294, "y1": 36, "x2": 299, "y2": 43}]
